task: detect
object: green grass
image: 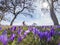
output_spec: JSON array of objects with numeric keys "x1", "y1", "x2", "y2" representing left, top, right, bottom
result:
[{"x1": 0, "y1": 26, "x2": 60, "y2": 45}]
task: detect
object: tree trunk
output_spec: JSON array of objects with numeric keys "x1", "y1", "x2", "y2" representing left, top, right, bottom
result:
[
  {"x1": 50, "y1": 0, "x2": 59, "y2": 25},
  {"x1": 10, "y1": 15, "x2": 17, "y2": 26},
  {"x1": 10, "y1": 7, "x2": 25, "y2": 26}
]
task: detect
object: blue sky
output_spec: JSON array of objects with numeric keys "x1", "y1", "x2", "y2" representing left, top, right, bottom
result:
[{"x1": 1, "y1": 0, "x2": 60, "y2": 26}]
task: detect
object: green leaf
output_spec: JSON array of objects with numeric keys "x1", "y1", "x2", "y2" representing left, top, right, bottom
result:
[{"x1": 12, "y1": 40, "x2": 16, "y2": 45}]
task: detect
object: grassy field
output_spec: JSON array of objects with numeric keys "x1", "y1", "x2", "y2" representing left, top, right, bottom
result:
[{"x1": 0, "y1": 25, "x2": 60, "y2": 45}]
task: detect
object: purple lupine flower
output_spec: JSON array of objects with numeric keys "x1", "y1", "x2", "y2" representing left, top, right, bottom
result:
[
  {"x1": 18, "y1": 30, "x2": 30, "y2": 42},
  {"x1": 0, "y1": 30, "x2": 8, "y2": 45},
  {"x1": 32, "y1": 27, "x2": 45, "y2": 39},
  {"x1": 31, "y1": 27, "x2": 53, "y2": 41},
  {"x1": 37, "y1": 31, "x2": 44, "y2": 39},
  {"x1": 45, "y1": 31, "x2": 52, "y2": 41},
  {"x1": 44, "y1": 31, "x2": 49, "y2": 36},
  {"x1": 49, "y1": 28, "x2": 55, "y2": 36},
  {"x1": 37, "y1": 30, "x2": 52, "y2": 41},
  {"x1": 28, "y1": 26, "x2": 33, "y2": 31},
  {"x1": 0, "y1": 27, "x2": 2, "y2": 30},
  {"x1": 23, "y1": 30, "x2": 30, "y2": 37},
  {"x1": 18, "y1": 36, "x2": 23, "y2": 42},
  {"x1": 10, "y1": 33, "x2": 16, "y2": 41},
  {"x1": 58, "y1": 43, "x2": 60, "y2": 45},
  {"x1": 45, "y1": 29, "x2": 55, "y2": 42},
  {"x1": 17, "y1": 35, "x2": 24, "y2": 42},
  {"x1": 32, "y1": 27, "x2": 39, "y2": 35},
  {"x1": 10, "y1": 26, "x2": 16, "y2": 32},
  {"x1": 43, "y1": 30, "x2": 53, "y2": 41},
  {"x1": 47, "y1": 37, "x2": 51, "y2": 42},
  {"x1": 2, "y1": 30, "x2": 7, "y2": 34},
  {"x1": 17, "y1": 27, "x2": 23, "y2": 35}
]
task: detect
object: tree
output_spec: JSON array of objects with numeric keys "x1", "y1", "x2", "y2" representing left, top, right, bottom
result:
[
  {"x1": 49, "y1": 0, "x2": 59, "y2": 25},
  {"x1": 41, "y1": 0, "x2": 60, "y2": 25},
  {"x1": 0, "y1": 0, "x2": 35, "y2": 25},
  {"x1": 0, "y1": 12, "x2": 9, "y2": 25},
  {"x1": 32, "y1": 23, "x2": 37, "y2": 26},
  {"x1": 0, "y1": 0, "x2": 8, "y2": 25}
]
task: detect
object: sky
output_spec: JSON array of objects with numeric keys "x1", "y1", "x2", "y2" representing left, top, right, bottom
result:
[{"x1": 0, "y1": 0, "x2": 60, "y2": 26}]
